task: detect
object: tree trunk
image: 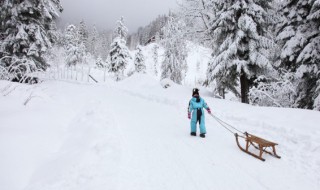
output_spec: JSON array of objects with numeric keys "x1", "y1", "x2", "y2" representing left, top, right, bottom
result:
[
  {"x1": 221, "y1": 88, "x2": 225, "y2": 99},
  {"x1": 240, "y1": 69, "x2": 249, "y2": 104}
]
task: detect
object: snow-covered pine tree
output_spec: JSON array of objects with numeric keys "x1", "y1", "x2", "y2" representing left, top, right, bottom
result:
[
  {"x1": 204, "y1": 0, "x2": 276, "y2": 103},
  {"x1": 78, "y1": 20, "x2": 89, "y2": 50},
  {"x1": 64, "y1": 25, "x2": 79, "y2": 48},
  {"x1": 128, "y1": 15, "x2": 167, "y2": 47},
  {"x1": 161, "y1": 16, "x2": 188, "y2": 84},
  {"x1": 108, "y1": 17, "x2": 131, "y2": 81},
  {"x1": 134, "y1": 45, "x2": 146, "y2": 73},
  {"x1": 277, "y1": 0, "x2": 320, "y2": 110},
  {"x1": 113, "y1": 16, "x2": 128, "y2": 40},
  {"x1": 142, "y1": 29, "x2": 150, "y2": 45},
  {"x1": 152, "y1": 44, "x2": 159, "y2": 76},
  {"x1": 64, "y1": 25, "x2": 86, "y2": 66},
  {"x1": 276, "y1": 0, "x2": 311, "y2": 72},
  {"x1": 108, "y1": 38, "x2": 131, "y2": 81},
  {"x1": 297, "y1": 0, "x2": 320, "y2": 110},
  {"x1": 0, "y1": 0, "x2": 63, "y2": 82},
  {"x1": 88, "y1": 25, "x2": 99, "y2": 57},
  {"x1": 99, "y1": 32, "x2": 111, "y2": 59}
]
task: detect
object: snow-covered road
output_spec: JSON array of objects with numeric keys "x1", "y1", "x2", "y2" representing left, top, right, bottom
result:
[{"x1": 1, "y1": 75, "x2": 319, "y2": 190}]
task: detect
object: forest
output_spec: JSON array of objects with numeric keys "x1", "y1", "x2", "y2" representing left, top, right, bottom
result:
[{"x1": 0, "y1": 0, "x2": 319, "y2": 111}]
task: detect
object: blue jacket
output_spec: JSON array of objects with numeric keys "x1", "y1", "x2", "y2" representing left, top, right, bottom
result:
[{"x1": 188, "y1": 97, "x2": 209, "y2": 114}]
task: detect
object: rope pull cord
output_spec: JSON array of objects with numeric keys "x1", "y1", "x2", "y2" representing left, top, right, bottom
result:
[{"x1": 209, "y1": 113, "x2": 246, "y2": 138}]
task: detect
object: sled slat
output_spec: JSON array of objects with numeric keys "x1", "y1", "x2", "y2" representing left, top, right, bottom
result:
[
  {"x1": 246, "y1": 134, "x2": 278, "y2": 147},
  {"x1": 235, "y1": 133, "x2": 281, "y2": 161}
]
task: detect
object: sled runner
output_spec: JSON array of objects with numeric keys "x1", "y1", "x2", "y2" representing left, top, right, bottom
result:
[
  {"x1": 235, "y1": 132, "x2": 281, "y2": 161},
  {"x1": 210, "y1": 114, "x2": 281, "y2": 161}
]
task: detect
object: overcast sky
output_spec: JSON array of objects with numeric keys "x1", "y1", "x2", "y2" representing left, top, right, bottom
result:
[{"x1": 58, "y1": 0, "x2": 178, "y2": 33}]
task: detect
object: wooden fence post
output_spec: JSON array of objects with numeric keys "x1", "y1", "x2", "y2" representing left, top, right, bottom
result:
[
  {"x1": 87, "y1": 67, "x2": 91, "y2": 82},
  {"x1": 81, "y1": 66, "x2": 84, "y2": 81},
  {"x1": 75, "y1": 65, "x2": 78, "y2": 81},
  {"x1": 104, "y1": 67, "x2": 107, "y2": 82},
  {"x1": 70, "y1": 67, "x2": 72, "y2": 79}
]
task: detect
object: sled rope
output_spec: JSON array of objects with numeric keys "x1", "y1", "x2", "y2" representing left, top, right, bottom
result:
[{"x1": 209, "y1": 113, "x2": 245, "y2": 138}]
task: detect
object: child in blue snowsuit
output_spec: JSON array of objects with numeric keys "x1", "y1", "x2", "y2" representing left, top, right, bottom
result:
[{"x1": 188, "y1": 88, "x2": 211, "y2": 138}]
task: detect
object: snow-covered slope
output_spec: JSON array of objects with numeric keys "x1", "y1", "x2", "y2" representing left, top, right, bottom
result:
[{"x1": 1, "y1": 75, "x2": 319, "y2": 190}]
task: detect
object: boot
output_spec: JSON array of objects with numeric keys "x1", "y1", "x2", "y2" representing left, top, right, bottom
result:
[
  {"x1": 200, "y1": 133, "x2": 205, "y2": 138},
  {"x1": 190, "y1": 132, "x2": 196, "y2": 136}
]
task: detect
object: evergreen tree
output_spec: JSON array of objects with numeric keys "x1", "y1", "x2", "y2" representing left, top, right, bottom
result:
[
  {"x1": 99, "y1": 32, "x2": 111, "y2": 59},
  {"x1": 78, "y1": 20, "x2": 89, "y2": 49},
  {"x1": 64, "y1": 25, "x2": 79, "y2": 48},
  {"x1": 152, "y1": 44, "x2": 159, "y2": 76},
  {"x1": 64, "y1": 25, "x2": 86, "y2": 66},
  {"x1": 134, "y1": 45, "x2": 146, "y2": 73},
  {"x1": 113, "y1": 16, "x2": 128, "y2": 40},
  {"x1": 88, "y1": 25, "x2": 99, "y2": 57},
  {"x1": 277, "y1": 0, "x2": 320, "y2": 110},
  {"x1": 155, "y1": 32, "x2": 161, "y2": 42},
  {"x1": 108, "y1": 38, "x2": 130, "y2": 81},
  {"x1": 128, "y1": 15, "x2": 167, "y2": 46},
  {"x1": 108, "y1": 17, "x2": 131, "y2": 81},
  {"x1": 161, "y1": 16, "x2": 188, "y2": 84},
  {"x1": 204, "y1": 0, "x2": 276, "y2": 103},
  {"x1": 0, "y1": 0, "x2": 63, "y2": 82}
]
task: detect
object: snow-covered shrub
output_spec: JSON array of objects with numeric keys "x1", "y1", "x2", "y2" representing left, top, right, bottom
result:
[
  {"x1": 161, "y1": 78, "x2": 176, "y2": 89},
  {"x1": 0, "y1": 59, "x2": 10, "y2": 80},
  {"x1": 249, "y1": 72, "x2": 297, "y2": 108},
  {"x1": 127, "y1": 69, "x2": 135, "y2": 77},
  {"x1": 0, "y1": 56, "x2": 39, "y2": 83},
  {"x1": 96, "y1": 56, "x2": 106, "y2": 68}
]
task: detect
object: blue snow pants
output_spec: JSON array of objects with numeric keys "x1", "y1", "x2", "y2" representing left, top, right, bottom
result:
[
  {"x1": 188, "y1": 97, "x2": 208, "y2": 134},
  {"x1": 191, "y1": 108, "x2": 206, "y2": 134}
]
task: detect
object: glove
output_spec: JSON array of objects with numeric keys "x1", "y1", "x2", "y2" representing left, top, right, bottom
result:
[
  {"x1": 188, "y1": 112, "x2": 191, "y2": 119},
  {"x1": 206, "y1": 108, "x2": 211, "y2": 114}
]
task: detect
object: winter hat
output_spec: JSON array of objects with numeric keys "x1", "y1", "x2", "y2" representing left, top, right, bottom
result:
[{"x1": 192, "y1": 88, "x2": 199, "y2": 96}]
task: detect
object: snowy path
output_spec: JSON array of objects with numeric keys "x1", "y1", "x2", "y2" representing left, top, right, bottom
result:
[{"x1": 1, "y1": 76, "x2": 320, "y2": 190}]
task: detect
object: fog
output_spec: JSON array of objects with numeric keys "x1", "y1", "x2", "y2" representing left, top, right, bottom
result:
[{"x1": 58, "y1": 0, "x2": 178, "y2": 33}]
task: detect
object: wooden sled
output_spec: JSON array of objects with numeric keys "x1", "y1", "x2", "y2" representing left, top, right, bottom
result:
[{"x1": 235, "y1": 132, "x2": 281, "y2": 161}]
